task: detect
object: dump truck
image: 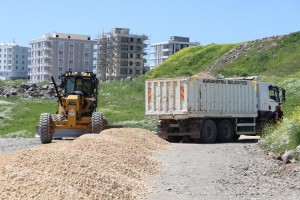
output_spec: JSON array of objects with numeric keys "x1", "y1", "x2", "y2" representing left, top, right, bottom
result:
[
  {"x1": 37, "y1": 72, "x2": 117, "y2": 144},
  {"x1": 145, "y1": 76, "x2": 286, "y2": 143}
]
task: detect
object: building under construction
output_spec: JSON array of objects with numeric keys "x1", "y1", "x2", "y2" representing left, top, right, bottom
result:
[{"x1": 97, "y1": 28, "x2": 148, "y2": 81}]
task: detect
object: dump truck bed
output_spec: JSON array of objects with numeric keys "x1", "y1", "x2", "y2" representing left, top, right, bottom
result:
[{"x1": 145, "y1": 77, "x2": 258, "y2": 119}]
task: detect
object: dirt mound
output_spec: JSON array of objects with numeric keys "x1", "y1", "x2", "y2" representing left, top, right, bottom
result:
[
  {"x1": 191, "y1": 72, "x2": 214, "y2": 79},
  {"x1": 0, "y1": 128, "x2": 169, "y2": 200}
]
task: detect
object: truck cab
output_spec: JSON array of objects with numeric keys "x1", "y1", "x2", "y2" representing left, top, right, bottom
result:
[{"x1": 256, "y1": 82, "x2": 285, "y2": 126}]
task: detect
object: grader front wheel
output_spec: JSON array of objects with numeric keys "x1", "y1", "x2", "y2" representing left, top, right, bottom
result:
[
  {"x1": 40, "y1": 113, "x2": 53, "y2": 144},
  {"x1": 92, "y1": 112, "x2": 104, "y2": 133}
]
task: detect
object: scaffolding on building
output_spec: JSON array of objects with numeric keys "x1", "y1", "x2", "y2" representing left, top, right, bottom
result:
[{"x1": 97, "y1": 28, "x2": 148, "y2": 81}]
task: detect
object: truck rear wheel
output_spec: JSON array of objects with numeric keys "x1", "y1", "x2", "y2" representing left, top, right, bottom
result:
[
  {"x1": 92, "y1": 112, "x2": 104, "y2": 133},
  {"x1": 217, "y1": 120, "x2": 234, "y2": 142},
  {"x1": 201, "y1": 120, "x2": 217, "y2": 143},
  {"x1": 40, "y1": 113, "x2": 53, "y2": 144}
]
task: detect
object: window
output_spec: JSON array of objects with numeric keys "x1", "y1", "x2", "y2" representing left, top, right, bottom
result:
[
  {"x1": 130, "y1": 38, "x2": 134, "y2": 43},
  {"x1": 69, "y1": 43, "x2": 74, "y2": 48},
  {"x1": 121, "y1": 61, "x2": 128, "y2": 66},
  {"x1": 16, "y1": 60, "x2": 18, "y2": 64},
  {"x1": 120, "y1": 68, "x2": 127, "y2": 74},
  {"x1": 22, "y1": 61, "x2": 25, "y2": 64},
  {"x1": 136, "y1": 54, "x2": 141, "y2": 59},
  {"x1": 121, "y1": 45, "x2": 128, "y2": 51},
  {"x1": 137, "y1": 46, "x2": 141, "y2": 51},
  {"x1": 69, "y1": 60, "x2": 74, "y2": 65},
  {"x1": 129, "y1": 69, "x2": 132, "y2": 74},
  {"x1": 136, "y1": 62, "x2": 140, "y2": 67},
  {"x1": 59, "y1": 41, "x2": 64, "y2": 47},
  {"x1": 121, "y1": 37, "x2": 128, "y2": 42},
  {"x1": 16, "y1": 66, "x2": 18, "y2": 70},
  {"x1": 85, "y1": 52, "x2": 89, "y2": 57},
  {"x1": 85, "y1": 44, "x2": 90, "y2": 52},
  {"x1": 85, "y1": 61, "x2": 89, "y2": 66},
  {"x1": 130, "y1": 54, "x2": 133, "y2": 58},
  {"x1": 22, "y1": 55, "x2": 25, "y2": 59},
  {"x1": 121, "y1": 53, "x2": 128, "y2": 58},
  {"x1": 137, "y1": 38, "x2": 141, "y2": 43},
  {"x1": 129, "y1": 61, "x2": 133, "y2": 66},
  {"x1": 130, "y1": 46, "x2": 134, "y2": 50},
  {"x1": 136, "y1": 70, "x2": 140, "y2": 74},
  {"x1": 59, "y1": 67, "x2": 63, "y2": 71},
  {"x1": 22, "y1": 66, "x2": 24, "y2": 70},
  {"x1": 59, "y1": 50, "x2": 63, "y2": 55},
  {"x1": 269, "y1": 86, "x2": 280, "y2": 102},
  {"x1": 69, "y1": 51, "x2": 74, "y2": 57},
  {"x1": 59, "y1": 59, "x2": 63, "y2": 64}
]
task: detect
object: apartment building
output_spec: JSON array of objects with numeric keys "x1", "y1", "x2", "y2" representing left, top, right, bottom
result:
[
  {"x1": 150, "y1": 36, "x2": 200, "y2": 68},
  {"x1": 97, "y1": 28, "x2": 148, "y2": 81},
  {"x1": 29, "y1": 33, "x2": 96, "y2": 83},
  {"x1": 0, "y1": 43, "x2": 29, "y2": 80}
]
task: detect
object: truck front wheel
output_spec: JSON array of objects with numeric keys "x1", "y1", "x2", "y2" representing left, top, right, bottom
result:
[
  {"x1": 201, "y1": 120, "x2": 217, "y2": 143},
  {"x1": 217, "y1": 120, "x2": 234, "y2": 142}
]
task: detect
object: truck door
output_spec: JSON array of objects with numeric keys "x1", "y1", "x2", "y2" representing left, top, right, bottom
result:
[{"x1": 258, "y1": 83, "x2": 280, "y2": 113}]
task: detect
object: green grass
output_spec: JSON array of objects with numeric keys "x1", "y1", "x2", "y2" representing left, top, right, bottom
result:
[
  {"x1": 98, "y1": 79, "x2": 157, "y2": 131},
  {"x1": 260, "y1": 106, "x2": 300, "y2": 160},
  {"x1": 0, "y1": 97, "x2": 57, "y2": 137}
]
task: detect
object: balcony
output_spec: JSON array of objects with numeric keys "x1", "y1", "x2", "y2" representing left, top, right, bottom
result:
[
  {"x1": 44, "y1": 62, "x2": 53, "y2": 67},
  {"x1": 43, "y1": 54, "x2": 52, "y2": 58}
]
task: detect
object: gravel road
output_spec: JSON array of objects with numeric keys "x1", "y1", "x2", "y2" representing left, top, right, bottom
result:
[
  {"x1": 0, "y1": 134, "x2": 299, "y2": 200},
  {"x1": 146, "y1": 136, "x2": 300, "y2": 200}
]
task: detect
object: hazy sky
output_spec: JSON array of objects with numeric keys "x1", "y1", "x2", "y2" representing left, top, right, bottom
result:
[{"x1": 0, "y1": 0, "x2": 299, "y2": 46}]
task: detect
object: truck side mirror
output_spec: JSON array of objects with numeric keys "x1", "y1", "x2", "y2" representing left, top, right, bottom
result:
[{"x1": 281, "y1": 89, "x2": 286, "y2": 103}]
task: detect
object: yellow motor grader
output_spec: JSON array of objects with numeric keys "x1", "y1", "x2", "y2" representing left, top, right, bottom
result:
[{"x1": 38, "y1": 72, "x2": 109, "y2": 144}]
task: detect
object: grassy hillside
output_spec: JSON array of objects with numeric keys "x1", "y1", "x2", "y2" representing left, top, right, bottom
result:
[
  {"x1": 144, "y1": 43, "x2": 238, "y2": 79},
  {"x1": 145, "y1": 32, "x2": 300, "y2": 79}
]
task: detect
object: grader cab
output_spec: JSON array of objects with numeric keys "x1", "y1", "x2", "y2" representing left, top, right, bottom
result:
[{"x1": 39, "y1": 72, "x2": 106, "y2": 144}]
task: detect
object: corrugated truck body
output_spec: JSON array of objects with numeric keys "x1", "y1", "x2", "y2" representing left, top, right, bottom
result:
[{"x1": 146, "y1": 77, "x2": 258, "y2": 119}]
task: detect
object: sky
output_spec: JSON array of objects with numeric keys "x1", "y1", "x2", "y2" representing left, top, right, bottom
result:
[{"x1": 0, "y1": 0, "x2": 299, "y2": 47}]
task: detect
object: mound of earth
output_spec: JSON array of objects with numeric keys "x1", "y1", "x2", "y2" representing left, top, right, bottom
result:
[{"x1": 0, "y1": 128, "x2": 169, "y2": 200}]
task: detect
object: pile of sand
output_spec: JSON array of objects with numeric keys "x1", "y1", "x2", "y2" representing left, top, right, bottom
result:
[{"x1": 0, "y1": 128, "x2": 169, "y2": 200}]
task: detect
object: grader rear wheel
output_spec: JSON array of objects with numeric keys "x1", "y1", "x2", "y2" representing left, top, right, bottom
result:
[
  {"x1": 92, "y1": 112, "x2": 104, "y2": 133},
  {"x1": 40, "y1": 113, "x2": 53, "y2": 144}
]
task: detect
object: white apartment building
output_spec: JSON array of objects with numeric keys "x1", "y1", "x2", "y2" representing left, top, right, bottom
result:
[
  {"x1": 0, "y1": 43, "x2": 29, "y2": 80},
  {"x1": 29, "y1": 33, "x2": 96, "y2": 83},
  {"x1": 150, "y1": 36, "x2": 200, "y2": 68},
  {"x1": 97, "y1": 28, "x2": 148, "y2": 81}
]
